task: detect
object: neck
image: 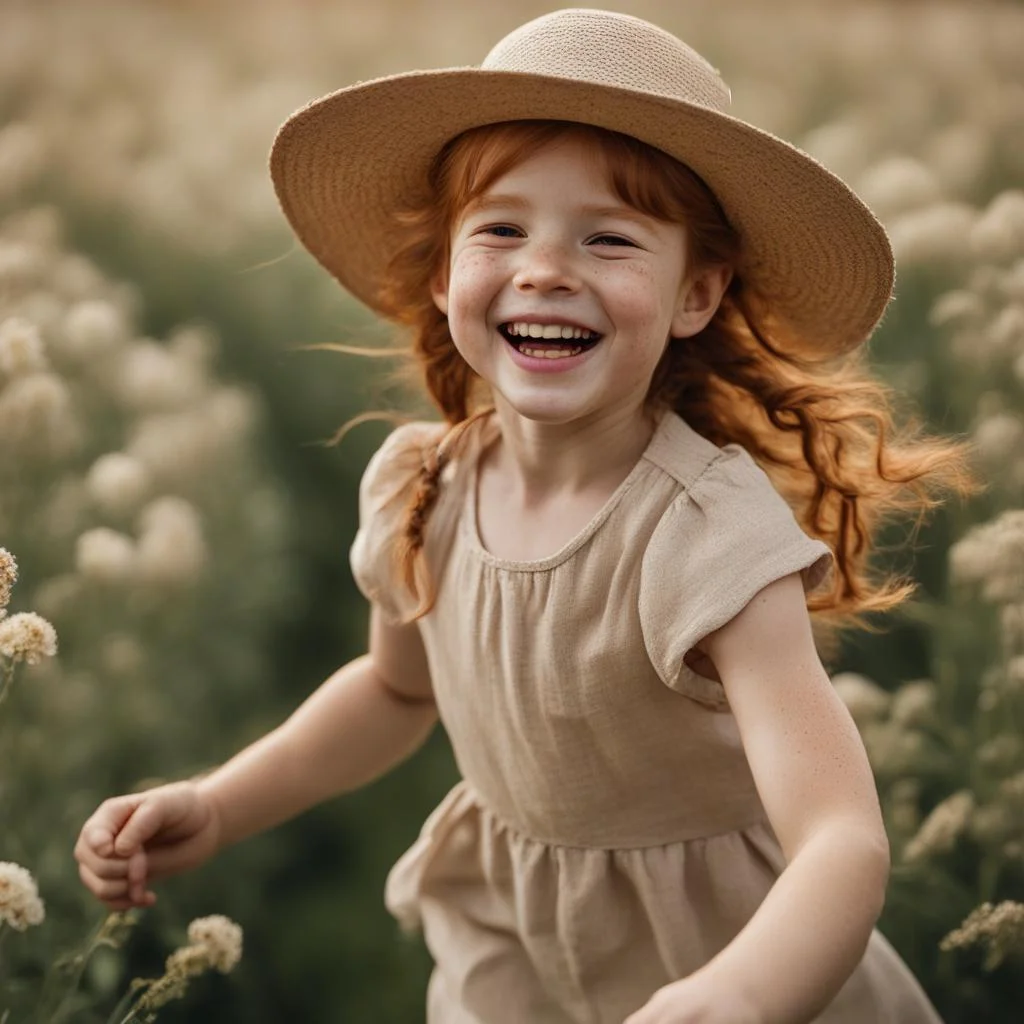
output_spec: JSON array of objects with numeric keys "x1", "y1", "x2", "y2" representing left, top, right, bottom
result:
[{"x1": 486, "y1": 399, "x2": 659, "y2": 503}]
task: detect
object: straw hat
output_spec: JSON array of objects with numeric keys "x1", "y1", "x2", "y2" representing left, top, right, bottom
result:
[{"x1": 270, "y1": 8, "x2": 894, "y2": 354}]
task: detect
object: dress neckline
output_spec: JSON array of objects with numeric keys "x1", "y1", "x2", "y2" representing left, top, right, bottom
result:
[{"x1": 463, "y1": 411, "x2": 668, "y2": 573}]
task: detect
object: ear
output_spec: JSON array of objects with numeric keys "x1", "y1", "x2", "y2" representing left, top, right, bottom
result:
[
  {"x1": 670, "y1": 264, "x2": 733, "y2": 338},
  {"x1": 430, "y1": 267, "x2": 449, "y2": 316}
]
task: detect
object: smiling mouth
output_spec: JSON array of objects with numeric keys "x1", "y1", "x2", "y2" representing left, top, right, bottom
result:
[{"x1": 498, "y1": 321, "x2": 603, "y2": 359}]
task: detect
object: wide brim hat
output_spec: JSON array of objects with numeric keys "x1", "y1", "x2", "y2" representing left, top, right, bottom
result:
[{"x1": 270, "y1": 8, "x2": 894, "y2": 355}]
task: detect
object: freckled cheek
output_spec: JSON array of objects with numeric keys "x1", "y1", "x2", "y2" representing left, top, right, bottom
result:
[
  {"x1": 449, "y1": 252, "x2": 503, "y2": 294},
  {"x1": 445, "y1": 254, "x2": 506, "y2": 359},
  {"x1": 604, "y1": 276, "x2": 669, "y2": 342}
]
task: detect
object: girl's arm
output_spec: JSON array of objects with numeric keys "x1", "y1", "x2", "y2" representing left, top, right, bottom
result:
[
  {"x1": 687, "y1": 573, "x2": 890, "y2": 1024},
  {"x1": 77, "y1": 605, "x2": 437, "y2": 907},
  {"x1": 197, "y1": 605, "x2": 438, "y2": 849}
]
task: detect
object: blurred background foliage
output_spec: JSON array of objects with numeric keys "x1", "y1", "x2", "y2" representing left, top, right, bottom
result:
[{"x1": 0, "y1": 0, "x2": 1023, "y2": 1020}]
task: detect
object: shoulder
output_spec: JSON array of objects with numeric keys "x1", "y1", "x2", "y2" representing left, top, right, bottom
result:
[
  {"x1": 356, "y1": 419, "x2": 451, "y2": 522},
  {"x1": 350, "y1": 420, "x2": 448, "y2": 623},
  {"x1": 638, "y1": 412, "x2": 833, "y2": 709},
  {"x1": 641, "y1": 410, "x2": 798, "y2": 519},
  {"x1": 641, "y1": 409, "x2": 724, "y2": 490}
]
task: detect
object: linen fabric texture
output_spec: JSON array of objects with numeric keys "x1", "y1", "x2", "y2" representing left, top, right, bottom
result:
[{"x1": 349, "y1": 411, "x2": 943, "y2": 1024}]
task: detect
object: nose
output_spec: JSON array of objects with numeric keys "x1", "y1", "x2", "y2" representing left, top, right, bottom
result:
[{"x1": 512, "y1": 240, "x2": 580, "y2": 294}]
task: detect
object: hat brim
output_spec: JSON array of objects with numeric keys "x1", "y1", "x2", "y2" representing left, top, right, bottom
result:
[{"x1": 270, "y1": 68, "x2": 894, "y2": 354}]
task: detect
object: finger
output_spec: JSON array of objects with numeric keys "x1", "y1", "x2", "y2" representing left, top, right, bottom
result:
[
  {"x1": 100, "y1": 890, "x2": 156, "y2": 912},
  {"x1": 104, "y1": 885, "x2": 157, "y2": 911},
  {"x1": 114, "y1": 801, "x2": 164, "y2": 857},
  {"x1": 79, "y1": 861, "x2": 157, "y2": 909},
  {"x1": 74, "y1": 850, "x2": 130, "y2": 881},
  {"x1": 84, "y1": 796, "x2": 143, "y2": 857},
  {"x1": 127, "y1": 849, "x2": 148, "y2": 904},
  {"x1": 78, "y1": 862, "x2": 130, "y2": 903}
]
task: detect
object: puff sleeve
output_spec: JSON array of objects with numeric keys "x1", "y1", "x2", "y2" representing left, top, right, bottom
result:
[
  {"x1": 349, "y1": 420, "x2": 446, "y2": 624},
  {"x1": 639, "y1": 444, "x2": 833, "y2": 710}
]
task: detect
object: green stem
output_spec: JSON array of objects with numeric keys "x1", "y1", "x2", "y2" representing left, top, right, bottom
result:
[
  {"x1": 105, "y1": 980, "x2": 149, "y2": 1024},
  {"x1": 0, "y1": 925, "x2": 9, "y2": 1024},
  {"x1": 43, "y1": 950, "x2": 90, "y2": 1024},
  {"x1": 0, "y1": 661, "x2": 15, "y2": 711},
  {"x1": 43, "y1": 916, "x2": 118, "y2": 1024}
]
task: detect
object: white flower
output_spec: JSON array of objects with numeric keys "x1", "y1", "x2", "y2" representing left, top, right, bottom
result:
[
  {"x1": 987, "y1": 304, "x2": 1024, "y2": 354},
  {"x1": 925, "y1": 123, "x2": 990, "y2": 196},
  {"x1": 0, "y1": 546, "x2": 16, "y2": 611},
  {"x1": 186, "y1": 914, "x2": 243, "y2": 973},
  {"x1": 858, "y1": 157, "x2": 942, "y2": 222},
  {"x1": 136, "y1": 497, "x2": 206, "y2": 585},
  {"x1": 1002, "y1": 603, "x2": 1024, "y2": 650},
  {"x1": 929, "y1": 290, "x2": 985, "y2": 330},
  {"x1": 127, "y1": 388, "x2": 256, "y2": 488},
  {"x1": 890, "y1": 680, "x2": 938, "y2": 729},
  {"x1": 0, "y1": 371, "x2": 79, "y2": 462},
  {"x1": 889, "y1": 202, "x2": 976, "y2": 267},
  {"x1": 941, "y1": 901, "x2": 1024, "y2": 970},
  {"x1": 132, "y1": 914, "x2": 244, "y2": 1016},
  {"x1": 950, "y1": 511, "x2": 1024, "y2": 602},
  {"x1": 75, "y1": 527, "x2": 136, "y2": 584},
  {"x1": 59, "y1": 299, "x2": 129, "y2": 360},
  {"x1": 86, "y1": 452, "x2": 150, "y2": 517},
  {"x1": 205, "y1": 387, "x2": 257, "y2": 442},
  {"x1": 115, "y1": 340, "x2": 203, "y2": 412},
  {"x1": 799, "y1": 117, "x2": 874, "y2": 182},
  {"x1": 978, "y1": 735, "x2": 1024, "y2": 773},
  {"x1": 0, "y1": 861, "x2": 45, "y2": 930},
  {"x1": 0, "y1": 611, "x2": 58, "y2": 665},
  {"x1": 0, "y1": 316, "x2": 48, "y2": 377},
  {"x1": 903, "y1": 790, "x2": 975, "y2": 863},
  {"x1": 971, "y1": 190, "x2": 1024, "y2": 264}
]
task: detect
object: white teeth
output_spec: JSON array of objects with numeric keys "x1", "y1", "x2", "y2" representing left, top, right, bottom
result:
[
  {"x1": 507, "y1": 321, "x2": 595, "y2": 340},
  {"x1": 519, "y1": 346, "x2": 583, "y2": 359}
]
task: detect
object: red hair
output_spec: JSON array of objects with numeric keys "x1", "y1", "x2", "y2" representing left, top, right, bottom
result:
[{"x1": 366, "y1": 120, "x2": 975, "y2": 625}]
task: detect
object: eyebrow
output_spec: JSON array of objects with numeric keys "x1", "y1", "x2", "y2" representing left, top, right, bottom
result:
[
  {"x1": 463, "y1": 194, "x2": 530, "y2": 214},
  {"x1": 465, "y1": 194, "x2": 655, "y2": 226}
]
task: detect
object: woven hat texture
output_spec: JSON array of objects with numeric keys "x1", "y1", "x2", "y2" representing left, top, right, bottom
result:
[{"x1": 270, "y1": 8, "x2": 894, "y2": 354}]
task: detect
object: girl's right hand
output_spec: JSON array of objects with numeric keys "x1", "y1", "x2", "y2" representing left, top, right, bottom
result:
[{"x1": 74, "y1": 781, "x2": 222, "y2": 910}]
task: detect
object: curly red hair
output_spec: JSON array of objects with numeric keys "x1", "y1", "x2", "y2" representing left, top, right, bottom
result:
[{"x1": 361, "y1": 120, "x2": 975, "y2": 624}]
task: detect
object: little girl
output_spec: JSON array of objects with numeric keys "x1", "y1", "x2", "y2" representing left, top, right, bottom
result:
[{"x1": 76, "y1": 10, "x2": 972, "y2": 1023}]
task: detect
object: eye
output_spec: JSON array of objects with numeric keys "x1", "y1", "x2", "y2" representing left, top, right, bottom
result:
[
  {"x1": 587, "y1": 234, "x2": 636, "y2": 247},
  {"x1": 478, "y1": 224, "x2": 523, "y2": 238}
]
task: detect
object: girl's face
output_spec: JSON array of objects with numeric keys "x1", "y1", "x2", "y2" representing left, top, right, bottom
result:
[{"x1": 431, "y1": 134, "x2": 726, "y2": 428}]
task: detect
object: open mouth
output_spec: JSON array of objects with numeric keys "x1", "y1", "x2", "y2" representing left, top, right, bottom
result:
[{"x1": 498, "y1": 321, "x2": 603, "y2": 360}]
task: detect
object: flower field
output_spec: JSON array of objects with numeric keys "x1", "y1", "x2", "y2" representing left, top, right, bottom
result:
[{"x1": 1, "y1": 0, "x2": 1022, "y2": 1020}]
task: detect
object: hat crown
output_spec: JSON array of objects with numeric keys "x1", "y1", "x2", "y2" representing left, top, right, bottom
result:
[{"x1": 481, "y1": 8, "x2": 731, "y2": 113}]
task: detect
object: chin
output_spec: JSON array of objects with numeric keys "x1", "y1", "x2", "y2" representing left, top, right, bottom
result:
[{"x1": 496, "y1": 392, "x2": 594, "y2": 426}]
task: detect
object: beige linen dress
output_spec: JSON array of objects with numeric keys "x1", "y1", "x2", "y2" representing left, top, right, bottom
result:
[{"x1": 350, "y1": 410, "x2": 944, "y2": 1024}]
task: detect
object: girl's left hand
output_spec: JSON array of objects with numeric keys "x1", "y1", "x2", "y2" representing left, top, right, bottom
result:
[{"x1": 623, "y1": 971, "x2": 762, "y2": 1024}]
